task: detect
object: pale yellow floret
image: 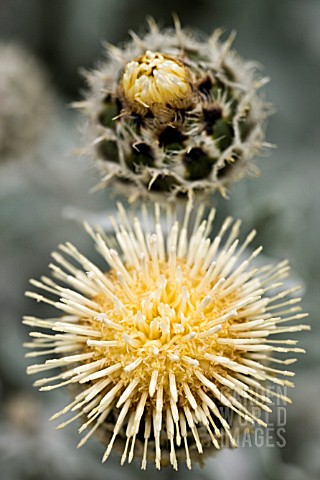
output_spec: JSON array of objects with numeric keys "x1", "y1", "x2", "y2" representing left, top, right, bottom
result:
[{"x1": 121, "y1": 50, "x2": 192, "y2": 113}]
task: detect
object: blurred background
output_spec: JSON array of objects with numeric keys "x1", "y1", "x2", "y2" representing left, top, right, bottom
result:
[{"x1": 0, "y1": 1, "x2": 319, "y2": 479}]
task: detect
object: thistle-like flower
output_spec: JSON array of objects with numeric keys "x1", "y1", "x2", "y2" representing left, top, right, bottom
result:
[
  {"x1": 24, "y1": 203, "x2": 308, "y2": 469},
  {"x1": 78, "y1": 18, "x2": 272, "y2": 200},
  {"x1": 0, "y1": 43, "x2": 52, "y2": 163}
]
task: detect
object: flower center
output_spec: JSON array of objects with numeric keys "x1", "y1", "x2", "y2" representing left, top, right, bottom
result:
[
  {"x1": 90, "y1": 258, "x2": 235, "y2": 391},
  {"x1": 121, "y1": 50, "x2": 192, "y2": 112}
]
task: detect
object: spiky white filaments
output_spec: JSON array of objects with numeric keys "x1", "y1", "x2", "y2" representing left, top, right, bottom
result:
[
  {"x1": 121, "y1": 50, "x2": 192, "y2": 112},
  {"x1": 24, "y1": 203, "x2": 309, "y2": 470}
]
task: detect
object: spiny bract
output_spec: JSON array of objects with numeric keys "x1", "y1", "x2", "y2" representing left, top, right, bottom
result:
[
  {"x1": 78, "y1": 18, "x2": 272, "y2": 200},
  {"x1": 24, "y1": 202, "x2": 308, "y2": 470}
]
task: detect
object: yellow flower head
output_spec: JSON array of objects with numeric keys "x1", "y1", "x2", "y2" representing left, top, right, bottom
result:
[
  {"x1": 24, "y1": 202, "x2": 309, "y2": 470},
  {"x1": 121, "y1": 50, "x2": 193, "y2": 114}
]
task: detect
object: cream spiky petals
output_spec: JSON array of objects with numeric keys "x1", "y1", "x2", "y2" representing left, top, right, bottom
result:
[{"x1": 24, "y1": 203, "x2": 309, "y2": 470}]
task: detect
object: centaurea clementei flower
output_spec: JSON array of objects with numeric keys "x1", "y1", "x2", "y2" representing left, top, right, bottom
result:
[
  {"x1": 0, "y1": 43, "x2": 52, "y2": 163},
  {"x1": 24, "y1": 202, "x2": 308, "y2": 469},
  {"x1": 78, "y1": 18, "x2": 272, "y2": 200}
]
